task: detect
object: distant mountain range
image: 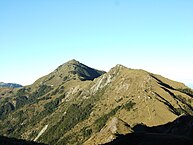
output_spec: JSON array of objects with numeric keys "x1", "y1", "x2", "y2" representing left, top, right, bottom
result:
[
  {"x1": 0, "y1": 59, "x2": 193, "y2": 145},
  {"x1": 0, "y1": 82, "x2": 22, "y2": 88}
]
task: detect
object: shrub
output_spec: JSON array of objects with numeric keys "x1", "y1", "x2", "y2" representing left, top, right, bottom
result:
[
  {"x1": 81, "y1": 128, "x2": 92, "y2": 137},
  {"x1": 44, "y1": 98, "x2": 61, "y2": 112},
  {"x1": 15, "y1": 96, "x2": 29, "y2": 109},
  {"x1": 124, "y1": 101, "x2": 136, "y2": 111},
  {"x1": 94, "y1": 106, "x2": 121, "y2": 132},
  {"x1": 0, "y1": 102, "x2": 14, "y2": 119},
  {"x1": 30, "y1": 85, "x2": 52, "y2": 99},
  {"x1": 177, "y1": 88, "x2": 193, "y2": 97}
]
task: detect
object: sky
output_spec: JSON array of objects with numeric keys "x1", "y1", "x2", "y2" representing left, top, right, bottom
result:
[{"x1": 0, "y1": 0, "x2": 193, "y2": 88}]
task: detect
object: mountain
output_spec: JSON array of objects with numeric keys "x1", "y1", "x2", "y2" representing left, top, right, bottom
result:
[
  {"x1": 0, "y1": 59, "x2": 193, "y2": 145},
  {"x1": 0, "y1": 82, "x2": 22, "y2": 88}
]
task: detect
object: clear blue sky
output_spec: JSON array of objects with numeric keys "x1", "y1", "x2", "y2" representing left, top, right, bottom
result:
[{"x1": 0, "y1": 0, "x2": 193, "y2": 88}]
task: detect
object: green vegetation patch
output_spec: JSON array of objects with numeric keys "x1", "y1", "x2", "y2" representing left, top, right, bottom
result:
[
  {"x1": 123, "y1": 101, "x2": 136, "y2": 111},
  {"x1": 94, "y1": 106, "x2": 121, "y2": 132},
  {"x1": 16, "y1": 96, "x2": 30, "y2": 109},
  {"x1": 93, "y1": 101, "x2": 135, "y2": 132},
  {"x1": 81, "y1": 127, "x2": 92, "y2": 138},
  {"x1": 15, "y1": 85, "x2": 53, "y2": 110},
  {"x1": 16, "y1": 87, "x2": 30, "y2": 96},
  {"x1": 0, "y1": 102, "x2": 14, "y2": 119},
  {"x1": 39, "y1": 103, "x2": 93, "y2": 144},
  {"x1": 177, "y1": 88, "x2": 193, "y2": 97},
  {"x1": 30, "y1": 84, "x2": 52, "y2": 99},
  {"x1": 44, "y1": 96, "x2": 63, "y2": 113}
]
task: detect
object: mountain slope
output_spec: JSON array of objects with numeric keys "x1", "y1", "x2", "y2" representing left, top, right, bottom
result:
[{"x1": 0, "y1": 60, "x2": 193, "y2": 145}]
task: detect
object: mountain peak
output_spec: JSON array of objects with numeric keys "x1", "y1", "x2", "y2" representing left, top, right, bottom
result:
[
  {"x1": 32, "y1": 59, "x2": 106, "y2": 86},
  {"x1": 115, "y1": 64, "x2": 126, "y2": 68},
  {"x1": 111, "y1": 64, "x2": 131, "y2": 72},
  {"x1": 66, "y1": 59, "x2": 80, "y2": 65},
  {"x1": 56, "y1": 59, "x2": 106, "y2": 81}
]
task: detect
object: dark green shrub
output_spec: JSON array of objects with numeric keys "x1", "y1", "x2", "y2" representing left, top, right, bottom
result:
[
  {"x1": 63, "y1": 76, "x2": 68, "y2": 82},
  {"x1": 94, "y1": 106, "x2": 121, "y2": 132},
  {"x1": 51, "y1": 87, "x2": 59, "y2": 96},
  {"x1": 44, "y1": 98, "x2": 60, "y2": 112},
  {"x1": 30, "y1": 85, "x2": 52, "y2": 99},
  {"x1": 16, "y1": 96, "x2": 29, "y2": 109},
  {"x1": 177, "y1": 88, "x2": 193, "y2": 97},
  {"x1": 0, "y1": 102, "x2": 14, "y2": 119},
  {"x1": 81, "y1": 127, "x2": 92, "y2": 137},
  {"x1": 16, "y1": 88, "x2": 28, "y2": 96},
  {"x1": 124, "y1": 101, "x2": 136, "y2": 111},
  {"x1": 40, "y1": 103, "x2": 93, "y2": 143}
]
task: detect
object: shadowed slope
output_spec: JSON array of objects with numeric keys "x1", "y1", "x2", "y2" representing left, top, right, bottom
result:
[
  {"x1": 104, "y1": 115, "x2": 193, "y2": 145},
  {"x1": 0, "y1": 135, "x2": 46, "y2": 145}
]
